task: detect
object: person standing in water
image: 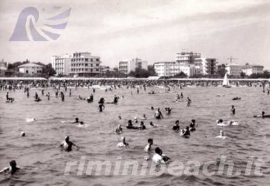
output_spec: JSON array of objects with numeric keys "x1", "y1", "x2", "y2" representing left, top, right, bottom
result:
[
  {"x1": 59, "y1": 136, "x2": 79, "y2": 152},
  {"x1": 46, "y1": 92, "x2": 50, "y2": 100},
  {"x1": 231, "y1": 105, "x2": 235, "y2": 115},
  {"x1": 155, "y1": 108, "x2": 164, "y2": 119},
  {"x1": 98, "y1": 103, "x2": 105, "y2": 112},
  {"x1": 60, "y1": 92, "x2": 65, "y2": 102},
  {"x1": 69, "y1": 89, "x2": 72, "y2": 97},
  {"x1": 0, "y1": 160, "x2": 20, "y2": 175},
  {"x1": 187, "y1": 97, "x2": 192, "y2": 107}
]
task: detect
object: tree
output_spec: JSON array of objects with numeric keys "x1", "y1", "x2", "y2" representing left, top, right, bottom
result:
[
  {"x1": 147, "y1": 65, "x2": 157, "y2": 76},
  {"x1": 174, "y1": 71, "x2": 187, "y2": 78},
  {"x1": 240, "y1": 72, "x2": 246, "y2": 78},
  {"x1": 42, "y1": 63, "x2": 56, "y2": 77},
  {"x1": 217, "y1": 64, "x2": 226, "y2": 78}
]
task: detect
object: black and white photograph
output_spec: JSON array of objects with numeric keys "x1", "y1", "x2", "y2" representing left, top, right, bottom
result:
[{"x1": 0, "y1": 0, "x2": 270, "y2": 185}]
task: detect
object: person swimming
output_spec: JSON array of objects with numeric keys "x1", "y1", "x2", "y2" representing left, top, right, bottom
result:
[
  {"x1": 215, "y1": 130, "x2": 228, "y2": 139},
  {"x1": 139, "y1": 121, "x2": 146, "y2": 130},
  {"x1": 21, "y1": 131, "x2": 26, "y2": 137},
  {"x1": 115, "y1": 125, "x2": 123, "y2": 134},
  {"x1": 149, "y1": 121, "x2": 157, "y2": 128},
  {"x1": 165, "y1": 107, "x2": 172, "y2": 115},
  {"x1": 87, "y1": 94, "x2": 94, "y2": 103},
  {"x1": 254, "y1": 111, "x2": 270, "y2": 118},
  {"x1": 181, "y1": 126, "x2": 190, "y2": 138},
  {"x1": 59, "y1": 136, "x2": 79, "y2": 152},
  {"x1": 126, "y1": 120, "x2": 139, "y2": 129},
  {"x1": 190, "y1": 119, "x2": 197, "y2": 132},
  {"x1": 155, "y1": 108, "x2": 163, "y2": 119},
  {"x1": 231, "y1": 105, "x2": 235, "y2": 115},
  {"x1": 152, "y1": 147, "x2": 170, "y2": 164},
  {"x1": 172, "y1": 120, "x2": 180, "y2": 131},
  {"x1": 0, "y1": 160, "x2": 20, "y2": 175},
  {"x1": 117, "y1": 136, "x2": 129, "y2": 147},
  {"x1": 73, "y1": 118, "x2": 80, "y2": 124}
]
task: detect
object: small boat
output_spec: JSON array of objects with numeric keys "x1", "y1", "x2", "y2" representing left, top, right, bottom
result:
[{"x1": 222, "y1": 73, "x2": 231, "y2": 88}]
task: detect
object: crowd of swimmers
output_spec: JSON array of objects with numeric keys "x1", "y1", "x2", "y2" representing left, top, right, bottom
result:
[{"x1": 1, "y1": 80, "x2": 270, "y2": 176}]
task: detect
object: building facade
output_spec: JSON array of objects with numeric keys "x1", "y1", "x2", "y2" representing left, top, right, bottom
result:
[
  {"x1": 176, "y1": 52, "x2": 201, "y2": 65},
  {"x1": 18, "y1": 63, "x2": 43, "y2": 75},
  {"x1": 242, "y1": 64, "x2": 264, "y2": 76},
  {"x1": 154, "y1": 61, "x2": 196, "y2": 77},
  {"x1": 51, "y1": 54, "x2": 71, "y2": 75},
  {"x1": 225, "y1": 63, "x2": 243, "y2": 77},
  {"x1": 69, "y1": 52, "x2": 101, "y2": 77},
  {"x1": 118, "y1": 58, "x2": 148, "y2": 74},
  {"x1": 195, "y1": 58, "x2": 217, "y2": 75}
]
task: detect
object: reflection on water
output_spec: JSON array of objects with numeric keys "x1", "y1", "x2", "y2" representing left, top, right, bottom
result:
[{"x1": 0, "y1": 87, "x2": 270, "y2": 185}]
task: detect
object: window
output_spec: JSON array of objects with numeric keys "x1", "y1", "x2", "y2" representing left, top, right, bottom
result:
[{"x1": 96, "y1": 64, "x2": 99, "y2": 66}]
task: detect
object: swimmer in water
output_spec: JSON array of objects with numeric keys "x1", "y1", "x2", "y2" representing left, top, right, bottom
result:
[
  {"x1": 0, "y1": 160, "x2": 20, "y2": 175},
  {"x1": 73, "y1": 118, "x2": 80, "y2": 124},
  {"x1": 118, "y1": 116, "x2": 122, "y2": 120},
  {"x1": 21, "y1": 131, "x2": 26, "y2": 137},
  {"x1": 155, "y1": 108, "x2": 164, "y2": 119},
  {"x1": 172, "y1": 120, "x2": 180, "y2": 131},
  {"x1": 150, "y1": 121, "x2": 157, "y2": 128},
  {"x1": 165, "y1": 107, "x2": 172, "y2": 115},
  {"x1": 46, "y1": 92, "x2": 50, "y2": 100},
  {"x1": 189, "y1": 119, "x2": 197, "y2": 132},
  {"x1": 215, "y1": 130, "x2": 228, "y2": 139},
  {"x1": 98, "y1": 103, "x2": 105, "y2": 112},
  {"x1": 151, "y1": 106, "x2": 154, "y2": 110},
  {"x1": 143, "y1": 114, "x2": 147, "y2": 120},
  {"x1": 139, "y1": 121, "x2": 146, "y2": 130},
  {"x1": 117, "y1": 136, "x2": 129, "y2": 147},
  {"x1": 187, "y1": 97, "x2": 192, "y2": 107},
  {"x1": 181, "y1": 126, "x2": 190, "y2": 138},
  {"x1": 152, "y1": 147, "x2": 170, "y2": 164},
  {"x1": 231, "y1": 105, "x2": 235, "y2": 115},
  {"x1": 115, "y1": 125, "x2": 123, "y2": 134},
  {"x1": 144, "y1": 138, "x2": 153, "y2": 153},
  {"x1": 59, "y1": 136, "x2": 79, "y2": 152}
]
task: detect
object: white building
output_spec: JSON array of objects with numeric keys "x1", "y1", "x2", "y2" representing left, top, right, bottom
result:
[
  {"x1": 195, "y1": 58, "x2": 217, "y2": 75},
  {"x1": 176, "y1": 52, "x2": 201, "y2": 65},
  {"x1": 242, "y1": 64, "x2": 264, "y2": 76},
  {"x1": 51, "y1": 54, "x2": 71, "y2": 75},
  {"x1": 225, "y1": 63, "x2": 243, "y2": 77},
  {"x1": 118, "y1": 58, "x2": 148, "y2": 74},
  {"x1": 18, "y1": 63, "x2": 43, "y2": 75},
  {"x1": 69, "y1": 52, "x2": 101, "y2": 77},
  {"x1": 154, "y1": 61, "x2": 196, "y2": 77}
]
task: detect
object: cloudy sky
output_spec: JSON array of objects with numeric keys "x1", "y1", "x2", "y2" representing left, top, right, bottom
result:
[{"x1": 0, "y1": 0, "x2": 270, "y2": 68}]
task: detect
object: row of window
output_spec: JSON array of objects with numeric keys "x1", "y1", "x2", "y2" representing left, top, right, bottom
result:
[
  {"x1": 71, "y1": 58, "x2": 99, "y2": 62},
  {"x1": 71, "y1": 69, "x2": 99, "y2": 72}
]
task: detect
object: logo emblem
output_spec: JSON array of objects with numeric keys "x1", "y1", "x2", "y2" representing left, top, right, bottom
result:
[{"x1": 10, "y1": 6, "x2": 71, "y2": 41}]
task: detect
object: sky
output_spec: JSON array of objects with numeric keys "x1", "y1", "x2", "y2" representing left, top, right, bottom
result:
[{"x1": 0, "y1": 0, "x2": 270, "y2": 69}]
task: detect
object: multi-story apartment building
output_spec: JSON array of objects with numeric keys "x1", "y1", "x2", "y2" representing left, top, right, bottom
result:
[
  {"x1": 225, "y1": 63, "x2": 243, "y2": 77},
  {"x1": 176, "y1": 52, "x2": 201, "y2": 65},
  {"x1": 51, "y1": 54, "x2": 71, "y2": 75},
  {"x1": 154, "y1": 61, "x2": 196, "y2": 77},
  {"x1": 118, "y1": 58, "x2": 148, "y2": 74},
  {"x1": 195, "y1": 58, "x2": 217, "y2": 75},
  {"x1": 242, "y1": 63, "x2": 264, "y2": 76},
  {"x1": 69, "y1": 52, "x2": 101, "y2": 77}
]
